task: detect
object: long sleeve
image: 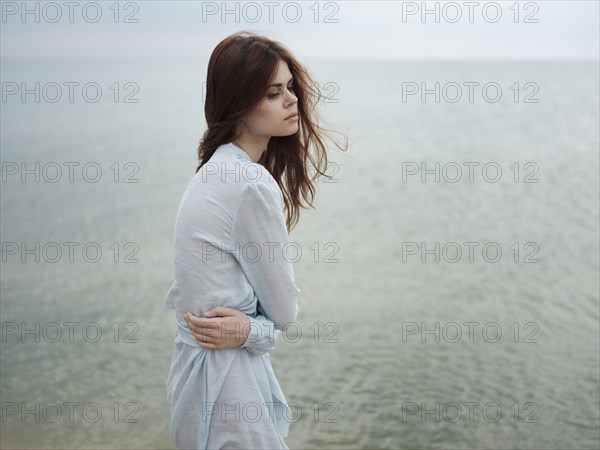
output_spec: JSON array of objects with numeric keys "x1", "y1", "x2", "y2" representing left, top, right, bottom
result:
[
  {"x1": 230, "y1": 181, "x2": 300, "y2": 332},
  {"x1": 240, "y1": 301, "x2": 280, "y2": 356}
]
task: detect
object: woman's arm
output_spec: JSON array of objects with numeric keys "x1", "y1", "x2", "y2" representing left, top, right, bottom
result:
[
  {"x1": 184, "y1": 305, "x2": 277, "y2": 356},
  {"x1": 229, "y1": 182, "x2": 301, "y2": 331},
  {"x1": 185, "y1": 179, "x2": 300, "y2": 351}
]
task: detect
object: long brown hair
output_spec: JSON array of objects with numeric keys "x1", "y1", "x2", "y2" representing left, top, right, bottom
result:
[{"x1": 196, "y1": 30, "x2": 348, "y2": 232}]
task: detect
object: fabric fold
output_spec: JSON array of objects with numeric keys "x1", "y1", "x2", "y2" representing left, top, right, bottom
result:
[{"x1": 167, "y1": 320, "x2": 291, "y2": 449}]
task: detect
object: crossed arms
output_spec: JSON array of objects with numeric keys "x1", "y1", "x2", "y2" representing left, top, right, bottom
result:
[{"x1": 185, "y1": 181, "x2": 300, "y2": 356}]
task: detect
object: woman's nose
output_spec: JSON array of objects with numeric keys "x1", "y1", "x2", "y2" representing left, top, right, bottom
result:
[
  {"x1": 287, "y1": 93, "x2": 298, "y2": 104},
  {"x1": 285, "y1": 88, "x2": 297, "y2": 103}
]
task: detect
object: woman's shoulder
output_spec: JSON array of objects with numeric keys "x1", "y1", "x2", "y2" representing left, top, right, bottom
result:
[
  {"x1": 193, "y1": 144, "x2": 283, "y2": 206},
  {"x1": 238, "y1": 167, "x2": 283, "y2": 210}
]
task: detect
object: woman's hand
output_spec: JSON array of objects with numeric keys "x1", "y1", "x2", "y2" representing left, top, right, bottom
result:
[{"x1": 184, "y1": 307, "x2": 251, "y2": 350}]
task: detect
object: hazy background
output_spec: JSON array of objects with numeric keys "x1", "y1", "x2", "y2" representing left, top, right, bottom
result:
[
  {"x1": 1, "y1": 1, "x2": 598, "y2": 60},
  {"x1": 1, "y1": 1, "x2": 599, "y2": 449}
]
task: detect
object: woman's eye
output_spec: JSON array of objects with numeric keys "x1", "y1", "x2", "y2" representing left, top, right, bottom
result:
[{"x1": 268, "y1": 86, "x2": 293, "y2": 99}]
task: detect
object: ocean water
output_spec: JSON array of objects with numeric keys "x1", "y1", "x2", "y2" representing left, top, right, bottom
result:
[{"x1": 1, "y1": 59, "x2": 598, "y2": 449}]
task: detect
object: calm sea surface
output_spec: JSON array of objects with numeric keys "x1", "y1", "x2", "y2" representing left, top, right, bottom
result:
[{"x1": 1, "y1": 60, "x2": 598, "y2": 449}]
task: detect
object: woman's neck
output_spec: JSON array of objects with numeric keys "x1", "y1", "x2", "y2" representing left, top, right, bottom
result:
[{"x1": 232, "y1": 138, "x2": 268, "y2": 163}]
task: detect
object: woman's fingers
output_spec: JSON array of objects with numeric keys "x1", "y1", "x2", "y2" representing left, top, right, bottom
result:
[
  {"x1": 206, "y1": 307, "x2": 239, "y2": 317},
  {"x1": 185, "y1": 315, "x2": 220, "y2": 344},
  {"x1": 184, "y1": 310, "x2": 249, "y2": 349},
  {"x1": 186, "y1": 314, "x2": 217, "y2": 332},
  {"x1": 189, "y1": 319, "x2": 218, "y2": 334}
]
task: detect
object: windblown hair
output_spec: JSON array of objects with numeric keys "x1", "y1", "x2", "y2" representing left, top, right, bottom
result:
[{"x1": 196, "y1": 30, "x2": 348, "y2": 232}]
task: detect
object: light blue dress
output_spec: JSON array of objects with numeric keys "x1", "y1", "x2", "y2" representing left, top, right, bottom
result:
[{"x1": 164, "y1": 143, "x2": 301, "y2": 449}]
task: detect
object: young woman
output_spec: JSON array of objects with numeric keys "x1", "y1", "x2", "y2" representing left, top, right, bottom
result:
[{"x1": 164, "y1": 31, "x2": 346, "y2": 449}]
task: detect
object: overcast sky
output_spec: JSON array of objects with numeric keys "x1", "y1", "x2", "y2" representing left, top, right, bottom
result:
[{"x1": 1, "y1": 1, "x2": 598, "y2": 61}]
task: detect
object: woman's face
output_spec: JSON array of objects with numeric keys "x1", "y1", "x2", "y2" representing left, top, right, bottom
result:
[{"x1": 241, "y1": 59, "x2": 299, "y2": 138}]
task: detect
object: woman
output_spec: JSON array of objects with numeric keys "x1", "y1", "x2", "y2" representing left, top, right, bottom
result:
[{"x1": 164, "y1": 31, "x2": 346, "y2": 449}]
